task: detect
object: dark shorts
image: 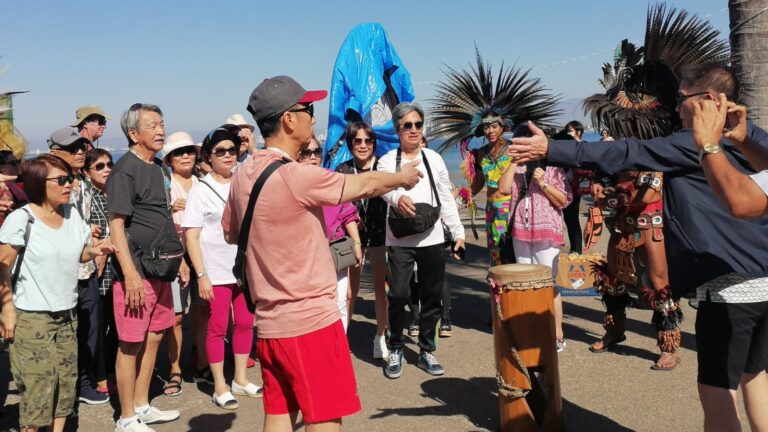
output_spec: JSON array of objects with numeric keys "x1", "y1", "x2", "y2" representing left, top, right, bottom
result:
[
  {"x1": 696, "y1": 299, "x2": 768, "y2": 389},
  {"x1": 256, "y1": 320, "x2": 361, "y2": 423}
]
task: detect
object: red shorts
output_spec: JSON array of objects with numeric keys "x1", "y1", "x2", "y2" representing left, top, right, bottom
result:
[
  {"x1": 257, "y1": 320, "x2": 361, "y2": 423},
  {"x1": 113, "y1": 279, "x2": 175, "y2": 343}
]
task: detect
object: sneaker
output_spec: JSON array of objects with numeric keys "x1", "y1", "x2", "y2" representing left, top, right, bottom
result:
[
  {"x1": 384, "y1": 349, "x2": 404, "y2": 379},
  {"x1": 438, "y1": 319, "x2": 452, "y2": 338},
  {"x1": 688, "y1": 297, "x2": 699, "y2": 310},
  {"x1": 136, "y1": 406, "x2": 180, "y2": 425},
  {"x1": 231, "y1": 380, "x2": 263, "y2": 398},
  {"x1": 407, "y1": 321, "x2": 420, "y2": 337},
  {"x1": 556, "y1": 338, "x2": 567, "y2": 353},
  {"x1": 115, "y1": 418, "x2": 154, "y2": 432},
  {"x1": 212, "y1": 391, "x2": 239, "y2": 410},
  {"x1": 417, "y1": 352, "x2": 445, "y2": 376},
  {"x1": 373, "y1": 335, "x2": 390, "y2": 359},
  {"x1": 79, "y1": 386, "x2": 110, "y2": 405}
]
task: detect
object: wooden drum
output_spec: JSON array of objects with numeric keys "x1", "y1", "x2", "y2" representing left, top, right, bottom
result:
[{"x1": 488, "y1": 264, "x2": 564, "y2": 432}]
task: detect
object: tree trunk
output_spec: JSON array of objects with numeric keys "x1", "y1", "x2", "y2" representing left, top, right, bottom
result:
[{"x1": 729, "y1": 0, "x2": 768, "y2": 130}]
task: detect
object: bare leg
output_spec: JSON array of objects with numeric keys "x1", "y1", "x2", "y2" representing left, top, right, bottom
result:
[
  {"x1": 307, "y1": 419, "x2": 342, "y2": 432},
  {"x1": 553, "y1": 291, "x2": 564, "y2": 340},
  {"x1": 116, "y1": 340, "x2": 143, "y2": 419},
  {"x1": 264, "y1": 412, "x2": 299, "y2": 432},
  {"x1": 347, "y1": 266, "x2": 361, "y2": 322},
  {"x1": 232, "y1": 353, "x2": 249, "y2": 387},
  {"x1": 210, "y1": 360, "x2": 228, "y2": 396},
  {"x1": 698, "y1": 383, "x2": 741, "y2": 432},
  {"x1": 371, "y1": 260, "x2": 388, "y2": 336},
  {"x1": 133, "y1": 331, "x2": 163, "y2": 408},
  {"x1": 741, "y1": 371, "x2": 768, "y2": 431},
  {"x1": 49, "y1": 416, "x2": 67, "y2": 432},
  {"x1": 164, "y1": 313, "x2": 184, "y2": 394}
]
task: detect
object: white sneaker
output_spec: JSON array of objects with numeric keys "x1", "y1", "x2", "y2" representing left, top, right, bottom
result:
[
  {"x1": 136, "y1": 406, "x2": 180, "y2": 424},
  {"x1": 231, "y1": 380, "x2": 263, "y2": 398},
  {"x1": 115, "y1": 418, "x2": 155, "y2": 432},
  {"x1": 373, "y1": 334, "x2": 390, "y2": 359}
]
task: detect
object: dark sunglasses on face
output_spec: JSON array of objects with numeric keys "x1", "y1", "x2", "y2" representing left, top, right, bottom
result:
[
  {"x1": 46, "y1": 174, "x2": 75, "y2": 186},
  {"x1": 676, "y1": 91, "x2": 710, "y2": 106},
  {"x1": 90, "y1": 161, "x2": 113, "y2": 171},
  {"x1": 400, "y1": 121, "x2": 424, "y2": 131},
  {"x1": 212, "y1": 146, "x2": 238, "y2": 158},
  {"x1": 299, "y1": 148, "x2": 323, "y2": 159},
  {"x1": 57, "y1": 143, "x2": 87, "y2": 154},
  {"x1": 86, "y1": 116, "x2": 107, "y2": 126},
  {"x1": 353, "y1": 138, "x2": 375, "y2": 146},
  {"x1": 288, "y1": 104, "x2": 314, "y2": 118},
  {"x1": 171, "y1": 146, "x2": 197, "y2": 158}
]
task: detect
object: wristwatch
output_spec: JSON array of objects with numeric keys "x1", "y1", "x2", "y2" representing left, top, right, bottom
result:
[
  {"x1": 196, "y1": 271, "x2": 207, "y2": 279},
  {"x1": 698, "y1": 143, "x2": 722, "y2": 164}
]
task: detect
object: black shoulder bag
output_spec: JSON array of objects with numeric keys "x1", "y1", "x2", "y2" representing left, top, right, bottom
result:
[
  {"x1": 233, "y1": 159, "x2": 288, "y2": 314},
  {"x1": 387, "y1": 149, "x2": 443, "y2": 238}
]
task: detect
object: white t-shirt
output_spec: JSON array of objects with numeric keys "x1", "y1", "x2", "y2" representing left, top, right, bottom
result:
[
  {"x1": 0, "y1": 205, "x2": 90, "y2": 311},
  {"x1": 181, "y1": 174, "x2": 237, "y2": 285}
]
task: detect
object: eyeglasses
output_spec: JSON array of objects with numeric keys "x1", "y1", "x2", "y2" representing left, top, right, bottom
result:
[
  {"x1": 55, "y1": 142, "x2": 87, "y2": 154},
  {"x1": 288, "y1": 104, "x2": 314, "y2": 118},
  {"x1": 89, "y1": 161, "x2": 113, "y2": 171},
  {"x1": 400, "y1": 121, "x2": 424, "y2": 131},
  {"x1": 46, "y1": 174, "x2": 76, "y2": 186},
  {"x1": 299, "y1": 148, "x2": 323, "y2": 159},
  {"x1": 171, "y1": 146, "x2": 197, "y2": 158},
  {"x1": 212, "y1": 146, "x2": 238, "y2": 157},
  {"x1": 86, "y1": 116, "x2": 107, "y2": 126},
  {"x1": 676, "y1": 91, "x2": 710, "y2": 106},
  {"x1": 353, "y1": 138, "x2": 375, "y2": 146}
]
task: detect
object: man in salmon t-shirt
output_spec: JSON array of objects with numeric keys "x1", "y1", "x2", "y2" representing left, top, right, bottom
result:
[{"x1": 222, "y1": 75, "x2": 421, "y2": 432}]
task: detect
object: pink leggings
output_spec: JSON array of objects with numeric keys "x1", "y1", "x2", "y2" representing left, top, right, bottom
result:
[{"x1": 206, "y1": 283, "x2": 255, "y2": 364}]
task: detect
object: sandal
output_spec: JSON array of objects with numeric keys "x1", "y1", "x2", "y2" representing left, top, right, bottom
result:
[
  {"x1": 212, "y1": 391, "x2": 239, "y2": 410},
  {"x1": 589, "y1": 334, "x2": 627, "y2": 353},
  {"x1": 194, "y1": 367, "x2": 214, "y2": 386},
  {"x1": 651, "y1": 352, "x2": 681, "y2": 371},
  {"x1": 163, "y1": 372, "x2": 183, "y2": 397}
]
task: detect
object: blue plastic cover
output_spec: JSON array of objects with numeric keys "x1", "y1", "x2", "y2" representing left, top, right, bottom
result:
[{"x1": 325, "y1": 22, "x2": 415, "y2": 169}]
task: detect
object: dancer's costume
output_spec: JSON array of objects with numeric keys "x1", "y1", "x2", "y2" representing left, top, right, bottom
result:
[
  {"x1": 582, "y1": 4, "x2": 729, "y2": 363},
  {"x1": 429, "y1": 49, "x2": 560, "y2": 265}
]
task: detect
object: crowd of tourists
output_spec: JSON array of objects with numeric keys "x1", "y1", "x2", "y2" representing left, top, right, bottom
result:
[{"x1": 0, "y1": 62, "x2": 765, "y2": 432}]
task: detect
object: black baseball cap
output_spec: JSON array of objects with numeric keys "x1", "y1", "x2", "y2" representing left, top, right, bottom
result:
[{"x1": 246, "y1": 75, "x2": 327, "y2": 121}]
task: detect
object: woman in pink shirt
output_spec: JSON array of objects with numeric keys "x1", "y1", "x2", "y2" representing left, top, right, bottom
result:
[{"x1": 498, "y1": 134, "x2": 572, "y2": 352}]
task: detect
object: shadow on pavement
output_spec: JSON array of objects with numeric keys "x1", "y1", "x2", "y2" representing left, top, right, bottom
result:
[
  {"x1": 562, "y1": 397, "x2": 634, "y2": 431},
  {"x1": 188, "y1": 411, "x2": 237, "y2": 431}
]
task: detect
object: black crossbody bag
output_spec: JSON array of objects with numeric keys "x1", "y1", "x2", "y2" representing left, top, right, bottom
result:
[
  {"x1": 233, "y1": 159, "x2": 288, "y2": 314},
  {"x1": 387, "y1": 149, "x2": 443, "y2": 238}
]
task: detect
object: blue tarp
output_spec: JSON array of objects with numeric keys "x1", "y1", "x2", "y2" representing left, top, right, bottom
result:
[{"x1": 325, "y1": 22, "x2": 415, "y2": 170}]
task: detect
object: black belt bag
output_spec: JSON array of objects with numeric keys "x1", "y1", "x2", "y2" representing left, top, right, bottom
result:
[
  {"x1": 387, "y1": 149, "x2": 442, "y2": 239},
  {"x1": 131, "y1": 219, "x2": 184, "y2": 282}
]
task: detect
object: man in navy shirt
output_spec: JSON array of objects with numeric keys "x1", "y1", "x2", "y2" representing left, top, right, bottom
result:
[{"x1": 510, "y1": 64, "x2": 768, "y2": 432}]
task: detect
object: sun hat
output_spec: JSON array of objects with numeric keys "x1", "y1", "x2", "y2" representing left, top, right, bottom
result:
[
  {"x1": 225, "y1": 114, "x2": 255, "y2": 131},
  {"x1": 47, "y1": 128, "x2": 90, "y2": 148},
  {"x1": 162, "y1": 131, "x2": 200, "y2": 161},
  {"x1": 246, "y1": 76, "x2": 327, "y2": 121},
  {"x1": 70, "y1": 105, "x2": 111, "y2": 127}
]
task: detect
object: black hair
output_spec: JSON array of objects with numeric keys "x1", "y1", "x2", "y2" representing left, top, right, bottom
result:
[
  {"x1": 84, "y1": 148, "x2": 113, "y2": 170},
  {"x1": 344, "y1": 121, "x2": 377, "y2": 152},
  {"x1": 256, "y1": 114, "x2": 282, "y2": 139},
  {"x1": 202, "y1": 125, "x2": 241, "y2": 162}
]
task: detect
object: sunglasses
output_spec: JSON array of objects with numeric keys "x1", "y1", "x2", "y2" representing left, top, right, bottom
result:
[
  {"x1": 299, "y1": 148, "x2": 323, "y2": 159},
  {"x1": 212, "y1": 146, "x2": 238, "y2": 158},
  {"x1": 353, "y1": 138, "x2": 375, "y2": 146},
  {"x1": 86, "y1": 116, "x2": 107, "y2": 126},
  {"x1": 89, "y1": 161, "x2": 113, "y2": 171},
  {"x1": 400, "y1": 121, "x2": 424, "y2": 131},
  {"x1": 47, "y1": 174, "x2": 76, "y2": 186},
  {"x1": 171, "y1": 146, "x2": 197, "y2": 158},
  {"x1": 676, "y1": 91, "x2": 710, "y2": 106},
  {"x1": 288, "y1": 104, "x2": 314, "y2": 118},
  {"x1": 56, "y1": 142, "x2": 87, "y2": 154}
]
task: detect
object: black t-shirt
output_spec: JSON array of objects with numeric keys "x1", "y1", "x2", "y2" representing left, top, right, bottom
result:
[
  {"x1": 336, "y1": 159, "x2": 387, "y2": 247},
  {"x1": 106, "y1": 150, "x2": 173, "y2": 252}
]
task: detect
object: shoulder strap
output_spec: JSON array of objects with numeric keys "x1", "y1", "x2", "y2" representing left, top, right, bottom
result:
[
  {"x1": 395, "y1": 149, "x2": 441, "y2": 207},
  {"x1": 237, "y1": 159, "x2": 288, "y2": 254},
  {"x1": 199, "y1": 180, "x2": 227, "y2": 204},
  {"x1": 11, "y1": 207, "x2": 34, "y2": 292}
]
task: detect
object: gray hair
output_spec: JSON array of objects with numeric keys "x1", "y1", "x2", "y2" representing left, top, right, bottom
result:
[
  {"x1": 391, "y1": 102, "x2": 425, "y2": 131},
  {"x1": 121, "y1": 103, "x2": 163, "y2": 145}
]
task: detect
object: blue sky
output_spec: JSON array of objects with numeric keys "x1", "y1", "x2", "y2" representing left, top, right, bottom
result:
[{"x1": 1, "y1": 0, "x2": 730, "y2": 150}]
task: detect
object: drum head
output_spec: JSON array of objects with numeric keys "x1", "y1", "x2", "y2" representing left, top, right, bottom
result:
[{"x1": 488, "y1": 263, "x2": 553, "y2": 284}]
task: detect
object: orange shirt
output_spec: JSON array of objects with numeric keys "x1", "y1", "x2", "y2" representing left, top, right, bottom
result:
[{"x1": 223, "y1": 150, "x2": 345, "y2": 338}]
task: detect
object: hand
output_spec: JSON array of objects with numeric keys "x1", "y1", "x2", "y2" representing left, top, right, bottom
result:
[
  {"x1": 124, "y1": 272, "x2": 146, "y2": 309},
  {"x1": 399, "y1": 159, "x2": 423, "y2": 190},
  {"x1": 178, "y1": 261, "x2": 190, "y2": 288},
  {"x1": 508, "y1": 121, "x2": 549, "y2": 163},
  {"x1": 353, "y1": 243, "x2": 363, "y2": 267},
  {"x1": 397, "y1": 196, "x2": 417, "y2": 217},
  {"x1": 198, "y1": 275, "x2": 214, "y2": 301},
  {"x1": 172, "y1": 198, "x2": 186, "y2": 212},
  {"x1": 0, "y1": 304, "x2": 15, "y2": 341},
  {"x1": 725, "y1": 100, "x2": 748, "y2": 147},
  {"x1": 591, "y1": 182, "x2": 605, "y2": 200},
  {"x1": 451, "y1": 239, "x2": 465, "y2": 260},
  {"x1": 90, "y1": 238, "x2": 117, "y2": 257},
  {"x1": 90, "y1": 224, "x2": 102, "y2": 238},
  {"x1": 692, "y1": 94, "x2": 728, "y2": 149},
  {"x1": 533, "y1": 167, "x2": 546, "y2": 184}
]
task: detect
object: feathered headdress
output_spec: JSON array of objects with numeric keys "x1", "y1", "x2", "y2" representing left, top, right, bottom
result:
[
  {"x1": 429, "y1": 47, "x2": 562, "y2": 155},
  {"x1": 582, "y1": 3, "x2": 730, "y2": 139}
]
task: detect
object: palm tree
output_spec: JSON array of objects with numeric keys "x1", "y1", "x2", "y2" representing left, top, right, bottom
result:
[{"x1": 729, "y1": 0, "x2": 768, "y2": 130}]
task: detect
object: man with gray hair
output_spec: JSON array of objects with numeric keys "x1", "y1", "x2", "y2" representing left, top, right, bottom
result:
[{"x1": 107, "y1": 103, "x2": 181, "y2": 432}]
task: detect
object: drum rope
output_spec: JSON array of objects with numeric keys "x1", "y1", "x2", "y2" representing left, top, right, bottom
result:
[{"x1": 490, "y1": 279, "x2": 533, "y2": 400}]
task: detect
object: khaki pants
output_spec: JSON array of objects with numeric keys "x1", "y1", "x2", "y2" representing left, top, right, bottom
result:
[{"x1": 10, "y1": 308, "x2": 78, "y2": 428}]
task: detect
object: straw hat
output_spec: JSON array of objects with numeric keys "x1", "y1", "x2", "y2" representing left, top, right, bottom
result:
[
  {"x1": 225, "y1": 113, "x2": 255, "y2": 131},
  {"x1": 70, "y1": 105, "x2": 111, "y2": 127}
]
